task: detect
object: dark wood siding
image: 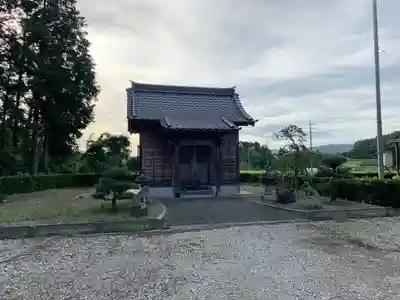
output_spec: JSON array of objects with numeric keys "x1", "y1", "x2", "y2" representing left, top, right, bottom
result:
[
  {"x1": 220, "y1": 131, "x2": 239, "y2": 184},
  {"x1": 140, "y1": 131, "x2": 172, "y2": 186},
  {"x1": 140, "y1": 130, "x2": 239, "y2": 186}
]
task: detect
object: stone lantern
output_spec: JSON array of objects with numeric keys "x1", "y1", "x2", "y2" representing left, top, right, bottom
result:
[{"x1": 261, "y1": 165, "x2": 278, "y2": 201}]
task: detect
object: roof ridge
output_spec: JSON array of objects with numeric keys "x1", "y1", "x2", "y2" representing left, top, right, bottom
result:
[
  {"x1": 131, "y1": 80, "x2": 235, "y2": 90},
  {"x1": 131, "y1": 81, "x2": 235, "y2": 96}
]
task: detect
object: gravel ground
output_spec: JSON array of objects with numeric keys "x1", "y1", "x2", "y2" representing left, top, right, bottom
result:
[{"x1": 2, "y1": 218, "x2": 400, "y2": 299}]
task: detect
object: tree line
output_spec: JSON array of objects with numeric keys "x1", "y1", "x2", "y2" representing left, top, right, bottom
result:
[
  {"x1": 344, "y1": 130, "x2": 400, "y2": 159},
  {"x1": 0, "y1": 0, "x2": 99, "y2": 176}
]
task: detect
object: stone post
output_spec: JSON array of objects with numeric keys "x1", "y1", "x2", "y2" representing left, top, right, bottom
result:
[{"x1": 131, "y1": 170, "x2": 150, "y2": 217}]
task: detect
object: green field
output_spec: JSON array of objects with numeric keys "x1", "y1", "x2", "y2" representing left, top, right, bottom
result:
[
  {"x1": 241, "y1": 158, "x2": 380, "y2": 174},
  {"x1": 343, "y1": 159, "x2": 378, "y2": 173}
]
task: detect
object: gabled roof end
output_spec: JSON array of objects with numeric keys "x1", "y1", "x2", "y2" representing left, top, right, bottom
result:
[{"x1": 233, "y1": 92, "x2": 256, "y2": 124}]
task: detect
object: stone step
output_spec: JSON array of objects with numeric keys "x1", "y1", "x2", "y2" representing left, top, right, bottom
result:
[{"x1": 180, "y1": 189, "x2": 215, "y2": 198}]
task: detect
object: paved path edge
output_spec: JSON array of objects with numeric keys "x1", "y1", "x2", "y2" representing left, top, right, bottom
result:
[
  {"x1": 0, "y1": 218, "x2": 167, "y2": 240},
  {"x1": 140, "y1": 219, "x2": 311, "y2": 236},
  {"x1": 247, "y1": 198, "x2": 394, "y2": 220}
]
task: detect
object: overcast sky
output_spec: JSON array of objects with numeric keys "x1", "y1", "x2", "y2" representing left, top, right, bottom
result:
[{"x1": 76, "y1": 0, "x2": 400, "y2": 153}]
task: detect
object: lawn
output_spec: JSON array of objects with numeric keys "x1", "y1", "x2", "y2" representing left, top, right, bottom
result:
[{"x1": 0, "y1": 188, "x2": 165, "y2": 226}]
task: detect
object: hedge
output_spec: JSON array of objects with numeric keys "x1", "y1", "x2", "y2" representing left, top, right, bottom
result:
[
  {"x1": 0, "y1": 173, "x2": 100, "y2": 196},
  {"x1": 328, "y1": 178, "x2": 400, "y2": 208},
  {"x1": 239, "y1": 172, "x2": 330, "y2": 185},
  {"x1": 239, "y1": 172, "x2": 400, "y2": 208},
  {"x1": 239, "y1": 170, "x2": 398, "y2": 180},
  {"x1": 351, "y1": 172, "x2": 397, "y2": 179}
]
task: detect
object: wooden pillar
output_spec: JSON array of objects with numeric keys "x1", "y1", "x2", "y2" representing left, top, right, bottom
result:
[
  {"x1": 215, "y1": 136, "x2": 222, "y2": 196},
  {"x1": 235, "y1": 137, "x2": 240, "y2": 183},
  {"x1": 173, "y1": 142, "x2": 181, "y2": 197},
  {"x1": 138, "y1": 145, "x2": 142, "y2": 171}
]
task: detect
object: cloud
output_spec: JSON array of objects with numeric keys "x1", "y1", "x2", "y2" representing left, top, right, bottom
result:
[{"x1": 76, "y1": 0, "x2": 400, "y2": 153}]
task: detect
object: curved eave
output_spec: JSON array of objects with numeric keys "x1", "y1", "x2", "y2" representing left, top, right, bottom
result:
[
  {"x1": 126, "y1": 86, "x2": 135, "y2": 118},
  {"x1": 233, "y1": 92, "x2": 256, "y2": 125},
  {"x1": 161, "y1": 127, "x2": 240, "y2": 133},
  {"x1": 235, "y1": 119, "x2": 258, "y2": 127},
  {"x1": 128, "y1": 118, "x2": 161, "y2": 133}
]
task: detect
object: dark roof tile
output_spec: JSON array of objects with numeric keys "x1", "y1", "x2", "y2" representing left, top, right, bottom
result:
[{"x1": 127, "y1": 81, "x2": 256, "y2": 130}]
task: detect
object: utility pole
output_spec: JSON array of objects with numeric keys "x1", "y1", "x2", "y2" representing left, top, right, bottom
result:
[
  {"x1": 309, "y1": 120, "x2": 313, "y2": 171},
  {"x1": 372, "y1": 0, "x2": 385, "y2": 179}
]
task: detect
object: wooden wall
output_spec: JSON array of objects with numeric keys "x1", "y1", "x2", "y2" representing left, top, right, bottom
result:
[
  {"x1": 220, "y1": 131, "x2": 239, "y2": 184},
  {"x1": 140, "y1": 130, "x2": 239, "y2": 186},
  {"x1": 140, "y1": 131, "x2": 172, "y2": 186}
]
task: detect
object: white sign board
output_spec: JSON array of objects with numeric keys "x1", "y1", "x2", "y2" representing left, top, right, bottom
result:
[{"x1": 383, "y1": 151, "x2": 393, "y2": 168}]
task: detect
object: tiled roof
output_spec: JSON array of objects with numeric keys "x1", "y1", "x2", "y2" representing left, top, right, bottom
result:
[{"x1": 126, "y1": 82, "x2": 256, "y2": 130}]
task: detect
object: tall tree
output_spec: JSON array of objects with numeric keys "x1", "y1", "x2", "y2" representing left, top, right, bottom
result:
[
  {"x1": 274, "y1": 124, "x2": 309, "y2": 177},
  {"x1": 0, "y1": 2, "x2": 29, "y2": 175},
  {"x1": 28, "y1": 0, "x2": 99, "y2": 173},
  {"x1": 0, "y1": 0, "x2": 99, "y2": 175}
]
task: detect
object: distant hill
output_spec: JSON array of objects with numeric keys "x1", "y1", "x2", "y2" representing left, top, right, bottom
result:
[{"x1": 314, "y1": 144, "x2": 353, "y2": 154}]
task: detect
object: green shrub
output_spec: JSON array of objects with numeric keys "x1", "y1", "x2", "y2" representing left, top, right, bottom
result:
[
  {"x1": 239, "y1": 172, "x2": 262, "y2": 183},
  {"x1": 239, "y1": 171, "x2": 332, "y2": 191},
  {"x1": 101, "y1": 167, "x2": 136, "y2": 181},
  {"x1": 328, "y1": 178, "x2": 400, "y2": 208},
  {"x1": 0, "y1": 173, "x2": 99, "y2": 195},
  {"x1": 352, "y1": 172, "x2": 397, "y2": 179},
  {"x1": 315, "y1": 166, "x2": 353, "y2": 178},
  {"x1": 0, "y1": 175, "x2": 35, "y2": 194},
  {"x1": 321, "y1": 155, "x2": 348, "y2": 171},
  {"x1": 95, "y1": 167, "x2": 139, "y2": 209},
  {"x1": 314, "y1": 166, "x2": 332, "y2": 178}
]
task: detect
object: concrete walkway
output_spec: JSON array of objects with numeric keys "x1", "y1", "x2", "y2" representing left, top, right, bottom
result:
[{"x1": 161, "y1": 196, "x2": 300, "y2": 226}]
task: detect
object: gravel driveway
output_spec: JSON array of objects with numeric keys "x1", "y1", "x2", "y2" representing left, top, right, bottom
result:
[
  {"x1": 2, "y1": 218, "x2": 400, "y2": 299},
  {"x1": 161, "y1": 197, "x2": 299, "y2": 226}
]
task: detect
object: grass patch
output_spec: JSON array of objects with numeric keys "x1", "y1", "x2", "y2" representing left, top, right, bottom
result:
[
  {"x1": 0, "y1": 188, "x2": 164, "y2": 226},
  {"x1": 240, "y1": 169, "x2": 264, "y2": 174}
]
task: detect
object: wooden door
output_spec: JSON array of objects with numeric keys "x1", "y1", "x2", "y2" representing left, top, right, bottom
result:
[
  {"x1": 178, "y1": 145, "x2": 211, "y2": 189},
  {"x1": 195, "y1": 145, "x2": 211, "y2": 186}
]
